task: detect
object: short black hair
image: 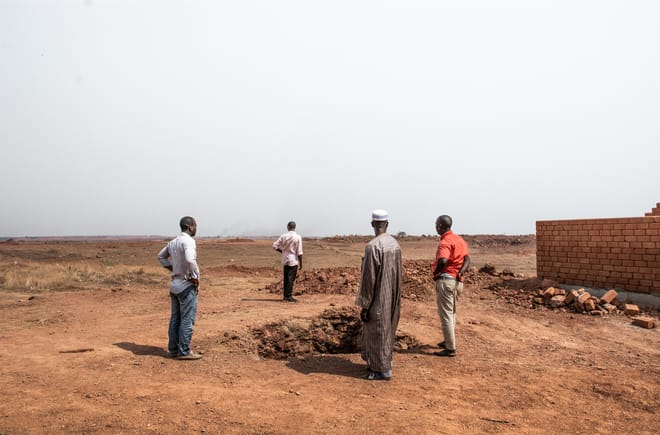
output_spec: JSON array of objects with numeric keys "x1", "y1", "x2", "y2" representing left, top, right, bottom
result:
[
  {"x1": 180, "y1": 216, "x2": 196, "y2": 231},
  {"x1": 287, "y1": 221, "x2": 296, "y2": 230},
  {"x1": 436, "y1": 215, "x2": 452, "y2": 229}
]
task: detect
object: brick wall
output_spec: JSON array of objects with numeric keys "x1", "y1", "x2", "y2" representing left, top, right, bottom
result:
[
  {"x1": 645, "y1": 202, "x2": 660, "y2": 217},
  {"x1": 536, "y1": 204, "x2": 660, "y2": 296}
]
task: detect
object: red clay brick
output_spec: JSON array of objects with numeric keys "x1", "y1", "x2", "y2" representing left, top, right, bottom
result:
[
  {"x1": 599, "y1": 290, "x2": 617, "y2": 304},
  {"x1": 624, "y1": 304, "x2": 640, "y2": 315},
  {"x1": 577, "y1": 293, "x2": 591, "y2": 304},
  {"x1": 632, "y1": 317, "x2": 656, "y2": 329}
]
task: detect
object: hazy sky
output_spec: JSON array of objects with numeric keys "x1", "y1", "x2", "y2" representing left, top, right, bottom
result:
[{"x1": 1, "y1": 1, "x2": 658, "y2": 237}]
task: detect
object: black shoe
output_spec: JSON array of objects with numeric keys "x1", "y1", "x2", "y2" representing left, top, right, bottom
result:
[
  {"x1": 437, "y1": 341, "x2": 447, "y2": 349},
  {"x1": 433, "y1": 349, "x2": 457, "y2": 357},
  {"x1": 283, "y1": 297, "x2": 298, "y2": 303}
]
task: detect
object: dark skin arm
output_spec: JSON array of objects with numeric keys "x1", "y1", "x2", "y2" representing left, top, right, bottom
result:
[
  {"x1": 434, "y1": 255, "x2": 471, "y2": 282},
  {"x1": 456, "y1": 255, "x2": 471, "y2": 282},
  {"x1": 433, "y1": 258, "x2": 448, "y2": 280},
  {"x1": 298, "y1": 255, "x2": 303, "y2": 270}
]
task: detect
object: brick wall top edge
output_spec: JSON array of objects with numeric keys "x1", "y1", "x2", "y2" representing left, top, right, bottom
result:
[{"x1": 536, "y1": 216, "x2": 658, "y2": 225}]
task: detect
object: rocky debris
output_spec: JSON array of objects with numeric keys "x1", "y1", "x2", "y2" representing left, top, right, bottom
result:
[
  {"x1": 392, "y1": 333, "x2": 424, "y2": 352},
  {"x1": 260, "y1": 267, "x2": 360, "y2": 297},
  {"x1": 319, "y1": 234, "x2": 536, "y2": 248},
  {"x1": 533, "y1": 287, "x2": 624, "y2": 316},
  {"x1": 252, "y1": 306, "x2": 424, "y2": 359},
  {"x1": 260, "y1": 261, "x2": 498, "y2": 302},
  {"x1": 402, "y1": 260, "x2": 496, "y2": 301},
  {"x1": 479, "y1": 263, "x2": 497, "y2": 276},
  {"x1": 490, "y1": 281, "x2": 660, "y2": 322},
  {"x1": 253, "y1": 306, "x2": 362, "y2": 359}
]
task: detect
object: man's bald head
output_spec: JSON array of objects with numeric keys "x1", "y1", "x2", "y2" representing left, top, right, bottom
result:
[
  {"x1": 287, "y1": 221, "x2": 296, "y2": 231},
  {"x1": 435, "y1": 215, "x2": 452, "y2": 235}
]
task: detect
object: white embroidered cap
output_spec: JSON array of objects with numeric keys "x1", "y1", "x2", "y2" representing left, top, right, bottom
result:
[{"x1": 371, "y1": 209, "x2": 389, "y2": 221}]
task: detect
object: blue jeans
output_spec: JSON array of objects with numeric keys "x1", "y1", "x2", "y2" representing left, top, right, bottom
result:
[{"x1": 168, "y1": 285, "x2": 198, "y2": 356}]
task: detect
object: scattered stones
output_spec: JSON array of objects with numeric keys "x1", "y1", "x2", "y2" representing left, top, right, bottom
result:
[{"x1": 479, "y1": 263, "x2": 497, "y2": 276}]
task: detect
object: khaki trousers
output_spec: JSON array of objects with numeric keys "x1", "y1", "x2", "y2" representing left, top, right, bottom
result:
[{"x1": 435, "y1": 277, "x2": 463, "y2": 351}]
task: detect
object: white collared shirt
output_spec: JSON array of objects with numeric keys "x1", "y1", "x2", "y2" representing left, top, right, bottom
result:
[
  {"x1": 273, "y1": 230, "x2": 303, "y2": 266},
  {"x1": 158, "y1": 232, "x2": 200, "y2": 294}
]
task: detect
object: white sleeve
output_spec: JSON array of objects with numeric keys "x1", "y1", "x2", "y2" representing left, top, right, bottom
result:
[
  {"x1": 184, "y1": 240, "x2": 200, "y2": 278},
  {"x1": 158, "y1": 244, "x2": 171, "y2": 268}
]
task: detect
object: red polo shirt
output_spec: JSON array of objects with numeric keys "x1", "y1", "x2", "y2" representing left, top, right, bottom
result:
[{"x1": 432, "y1": 230, "x2": 469, "y2": 279}]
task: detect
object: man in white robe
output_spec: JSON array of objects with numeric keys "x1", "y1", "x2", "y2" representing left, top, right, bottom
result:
[{"x1": 355, "y1": 210, "x2": 402, "y2": 381}]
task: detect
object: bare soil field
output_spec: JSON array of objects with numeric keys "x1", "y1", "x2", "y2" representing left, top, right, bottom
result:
[{"x1": 0, "y1": 236, "x2": 658, "y2": 434}]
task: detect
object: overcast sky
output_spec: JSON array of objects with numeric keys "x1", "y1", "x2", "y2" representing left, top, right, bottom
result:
[{"x1": 1, "y1": 1, "x2": 658, "y2": 237}]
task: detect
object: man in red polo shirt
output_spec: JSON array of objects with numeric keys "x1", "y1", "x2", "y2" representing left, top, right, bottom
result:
[{"x1": 431, "y1": 215, "x2": 471, "y2": 357}]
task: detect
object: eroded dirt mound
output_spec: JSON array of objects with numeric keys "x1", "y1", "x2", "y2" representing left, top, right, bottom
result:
[
  {"x1": 402, "y1": 260, "x2": 500, "y2": 301},
  {"x1": 261, "y1": 262, "x2": 499, "y2": 301},
  {"x1": 261, "y1": 267, "x2": 360, "y2": 296},
  {"x1": 252, "y1": 306, "x2": 361, "y2": 359},
  {"x1": 252, "y1": 306, "x2": 426, "y2": 359}
]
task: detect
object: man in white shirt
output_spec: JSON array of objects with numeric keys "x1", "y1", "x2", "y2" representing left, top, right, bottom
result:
[
  {"x1": 273, "y1": 221, "x2": 303, "y2": 302},
  {"x1": 158, "y1": 216, "x2": 202, "y2": 360}
]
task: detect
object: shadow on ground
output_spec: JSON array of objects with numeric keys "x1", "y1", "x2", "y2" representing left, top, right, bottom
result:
[
  {"x1": 286, "y1": 355, "x2": 367, "y2": 379},
  {"x1": 114, "y1": 342, "x2": 170, "y2": 358}
]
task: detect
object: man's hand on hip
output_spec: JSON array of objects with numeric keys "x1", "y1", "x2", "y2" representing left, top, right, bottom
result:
[{"x1": 188, "y1": 277, "x2": 200, "y2": 290}]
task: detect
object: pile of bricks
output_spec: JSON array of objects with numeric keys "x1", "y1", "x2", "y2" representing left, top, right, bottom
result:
[{"x1": 533, "y1": 287, "x2": 657, "y2": 328}]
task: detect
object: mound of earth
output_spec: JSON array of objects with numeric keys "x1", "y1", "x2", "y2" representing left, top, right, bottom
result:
[
  {"x1": 252, "y1": 306, "x2": 425, "y2": 359},
  {"x1": 320, "y1": 234, "x2": 535, "y2": 248},
  {"x1": 260, "y1": 267, "x2": 360, "y2": 296},
  {"x1": 402, "y1": 260, "x2": 498, "y2": 300},
  {"x1": 261, "y1": 261, "x2": 499, "y2": 301},
  {"x1": 252, "y1": 306, "x2": 361, "y2": 359}
]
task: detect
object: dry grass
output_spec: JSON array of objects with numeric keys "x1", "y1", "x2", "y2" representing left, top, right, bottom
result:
[{"x1": 0, "y1": 260, "x2": 166, "y2": 291}]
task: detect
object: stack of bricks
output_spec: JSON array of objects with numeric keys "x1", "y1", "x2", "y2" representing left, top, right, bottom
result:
[
  {"x1": 645, "y1": 202, "x2": 660, "y2": 217},
  {"x1": 536, "y1": 204, "x2": 660, "y2": 296}
]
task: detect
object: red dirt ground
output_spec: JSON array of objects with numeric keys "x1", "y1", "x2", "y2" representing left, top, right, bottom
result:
[{"x1": 0, "y1": 237, "x2": 658, "y2": 434}]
